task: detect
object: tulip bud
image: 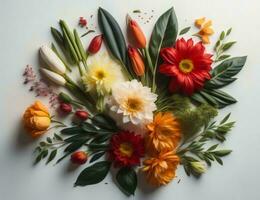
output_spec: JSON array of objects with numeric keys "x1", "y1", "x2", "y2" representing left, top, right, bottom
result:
[
  {"x1": 71, "y1": 151, "x2": 88, "y2": 165},
  {"x1": 39, "y1": 45, "x2": 66, "y2": 74},
  {"x1": 75, "y1": 110, "x2": 89, "y2": 120},
  {"x1": 127, "y1": 15, "x2": 146, "y2": 48},
  {"x1": 59, "y1": 103, "x2": 72, "y2": 114},
  {"x1": 40, "y1": 68, "x2": 66, "y2": 86},
  {"x1": 190, "y1": 161, "x2": 206, "y2": 174},
  {"x1": 58, "y1": 92, "x2": 72, "y2": 103},
  {"x1": 128, "y1": 46, "x2": 145, "y2": 76},
  {"x1": 88, "y1": 35, "x2": 103, "y2": 54}
]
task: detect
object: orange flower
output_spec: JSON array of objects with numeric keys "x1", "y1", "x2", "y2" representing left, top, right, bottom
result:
[
  {"x1": 23, "y1": 101, "x2": 51, "y2": 137},
  {"x1": 128, "y1": 46, "x2": 145, "y2": 76},
  {"x1": 127, "y1": 16, "x2": 146, "y2": 48},
  {"x1": 142, "y1": 151, "x2": 180, "y2": 186},
  {"x1": 145, "y1": 112, "x2": 181, "y2": 152},
  {"x1": 194, "y1": 17, "x2": 214, "y2": 44}
]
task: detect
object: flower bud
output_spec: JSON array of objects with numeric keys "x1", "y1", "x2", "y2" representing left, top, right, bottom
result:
[
  {"x1": 71, "y1": 151, "x2": 88, "y2": 165},
  {"x1": 40, "y1": 68, "x2": 66, "y2": 86},
  {"x1": 75, "y1": 110, "x2": 89, "y2": 120},
  {"x1": 190, "y1": 161, "x2": 206, "y2": 174},
  {"x1": 58, "y1": 92, "x2": 72, "y2": 103},
  {"x1": 128, "y1": 46, "x2": 145, "y2": 76},
  {"x1": 88, "y1": 35, "x2": 103, "y2": 54},
  {"x1": 127, "y1": 15, "x2": 146, "y2": 48},
  {"x1": 39, "y1": 45, "x2": 66, "y2": 74},
  {"x1": 59, "y1": 103, "x2": 72, "y2": 114}
]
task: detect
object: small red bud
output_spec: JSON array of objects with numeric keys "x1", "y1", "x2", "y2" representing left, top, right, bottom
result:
[
  {"x1": 79, "y1": 17, "x2": 87, "y2": 27},
  {"x1": 88, "y1": 35, "x2": 103, "y2": 54},
  {"x1": 59, "y1": 103, "x2": 72, "y2": 114},
  {"x1": 71, "y1": 151, "x2": 88, "y2": 165},
  {"x1": 75, "y1": 110, "x2": 89, "y2": 120}
]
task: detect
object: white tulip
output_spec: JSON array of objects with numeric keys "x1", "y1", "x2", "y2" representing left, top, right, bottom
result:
[
  {"x1": 40, "y1": 68, "x2": 66, "y2": 86},
  {"x1": 39, "y1": 45, "x2": 66, "y2": 74}
]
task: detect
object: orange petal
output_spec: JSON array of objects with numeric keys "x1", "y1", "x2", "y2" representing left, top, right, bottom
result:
[{"x1": 195, "y1": 17, "x2": 206, "y2": 28}]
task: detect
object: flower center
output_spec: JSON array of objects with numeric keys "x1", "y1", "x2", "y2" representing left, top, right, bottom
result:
[
  {"x1": 125, "y1": 98, "x2": 143, "y2": 113},
  {"x1": 179, "y1": 59, "x2": 194, "y2": 73},
  {"x1": 95, "y1": 70, "x2": 106, "y2": 80},
  {"x1": 119, "y1": 142, "x2": 134, "y2": 157}
]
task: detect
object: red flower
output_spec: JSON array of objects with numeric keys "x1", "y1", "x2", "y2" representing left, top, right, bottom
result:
[
  {"x1": 159, "y1": 38, "x2": 213, "y2": 95},
  {"x1": 110, "y1": 131, "x2": 144, "y2": 167}
]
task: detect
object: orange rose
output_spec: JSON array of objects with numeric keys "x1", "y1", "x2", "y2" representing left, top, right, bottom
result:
[{"x1": 23, "y1": 101, "x2": 51, "y2": 137}]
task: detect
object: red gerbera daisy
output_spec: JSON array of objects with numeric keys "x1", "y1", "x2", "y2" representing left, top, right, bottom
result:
[
  {"x1": 159, "y1": 38, "x2": 213, "y2": 95},
  {"x1": 109, "y1": 131, "x2": 144, "y2": 167}
]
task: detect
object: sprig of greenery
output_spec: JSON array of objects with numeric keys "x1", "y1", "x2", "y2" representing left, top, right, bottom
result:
[
  {"x1": 178, "y1": 113, "x2": 234, "y2": 177},
  {"x1": 214, "y1": 28, "x2": 236, "y2": 63},
  {"x1": 34, "y1": 133, "x2": 64, "y2": 165}
]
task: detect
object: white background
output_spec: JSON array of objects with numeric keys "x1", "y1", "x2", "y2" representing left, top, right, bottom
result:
[{"x1": 0, "y1": 0, "x2": 260, "y2": 199}]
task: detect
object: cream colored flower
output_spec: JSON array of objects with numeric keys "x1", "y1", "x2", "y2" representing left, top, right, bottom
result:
[
  {"x1": 108, "y1": 80, "x2": 157, "y2": 133},
  {"x1": 81, "y1": 52, "x2": 125, "y2": 95}
]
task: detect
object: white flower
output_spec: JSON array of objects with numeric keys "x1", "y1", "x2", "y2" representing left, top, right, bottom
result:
[
  {"x1": 40, "y1": 68, "x2": 66, "y2": 86},
  {"x1": 39, "y1": 45, "x2": 66, "y2": 74},
  {"x1": 108, "y1": 80, "x2": 157, "y2": 133},
  {"x1": 81, "y1": 52, "x2": 125, "y2": 95}
]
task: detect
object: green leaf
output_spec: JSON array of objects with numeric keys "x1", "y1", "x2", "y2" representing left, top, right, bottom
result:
[
  {"x1": 149, "y1": 7, "x2": 178, "y2": 67},
  {"x1": 75, "y1": 161, "x2": 111, "y2": 186},
  {"x1": 220, "y1": 31, "x2": 225, "y2": 40},
  {"x1": 226, "y1": 28, "x2": 232, "y2": 36},
  {"x1": 46, "y1": 149, "x2": 57, "y2": 164},
  {"x1": 206, "y1": 56, "x2": 247, "y2": 89},
  {"x1": 222, "y1": 41, "x2": 236, "y2": 51},
  {"x1": 98, "y1": 8, "x2": 132, "y2": 76},
  {"x1": 61, "y1": 126, "x2": 83, "y2": 135},
  {"x1": 92, "y1": 114, "x2": 118, "y2": 131},
  {"x1": 179, "y1": 27, "x2": 191, "y2": 35},
  {"x1": 89, "y1": 152, "x2": 105, "y2": 163},
  {"x1": 192, "y1": 88, "x2": 237, "y2": 109},
  {"x1": 213, "y1": 150, "x2": 232, "y2": 157},
  {"x1": 64, "y1": 140, "x2": 87, "y2": 152},
  {"x1": 220, "y1": 113, "x2": 231, "y2": 124},
  {"x1": 116, "y1": 167, "x2": 137, "y2": 196}
]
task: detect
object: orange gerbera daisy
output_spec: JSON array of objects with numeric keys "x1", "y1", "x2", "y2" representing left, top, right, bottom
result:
[
  {"x1": 142, "y1": 151, "x2": 180, "y2": 186},
  {"x1": 145, "y1": 112, "x2": 181, "y2": 152}
]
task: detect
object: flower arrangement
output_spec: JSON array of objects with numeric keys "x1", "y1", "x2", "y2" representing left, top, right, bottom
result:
[{"x1": 22, "y1": 7, "x2": 246, "y2": 196}]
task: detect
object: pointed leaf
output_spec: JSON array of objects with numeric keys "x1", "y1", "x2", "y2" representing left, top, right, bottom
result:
[
  {"x1": 75, "y1": 161, "x2": 111, "y2": 186},
  {"x1": 116, "y1": 167, "x2": 137, "y2": 196}
]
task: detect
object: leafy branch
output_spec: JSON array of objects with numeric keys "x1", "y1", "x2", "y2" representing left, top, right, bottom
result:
[
  {"x1": 214, "y1": 28, "x2": 236, "y2": 63},
  {"x1": 178, "y1": 113, "x2": 234, "y2": 177}
]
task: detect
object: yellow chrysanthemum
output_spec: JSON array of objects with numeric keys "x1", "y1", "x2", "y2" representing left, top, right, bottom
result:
[
  {"x1": 145, "y1": 112, "x2": 181, "y2": 152},
  {"x1": 81, "y1": 52, "x2": 125, "y2": 95},
  {"x1": 143, "y1": 151, "x2": 180, "y2": 186}
]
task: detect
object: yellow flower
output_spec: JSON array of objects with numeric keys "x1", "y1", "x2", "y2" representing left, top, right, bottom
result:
[
  {"x1": 142, "y1": 151, "x2": 180, "y2": 186},
  {"x1": 81, "y1": 52, "x2": 125, "y2": 95},
  {"x1": 23, "y1": 101, "x2": 51, "y2": 138},
  {"x1": 195, "y1": 18, "x2": 214, "y2": 44},
  {"x1": 145, "y1": 112, "x2": 181, "y2": 152}
]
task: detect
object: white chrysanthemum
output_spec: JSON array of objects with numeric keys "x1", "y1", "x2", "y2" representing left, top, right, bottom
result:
[
  {"x1": 82, "y1": 52, "x2": 125, "y2": 95},
  {"x1": 108, "y1": 80, "x2": 157, "y2": 133}
]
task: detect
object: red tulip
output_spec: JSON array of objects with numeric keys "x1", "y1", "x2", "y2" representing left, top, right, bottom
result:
[
  {"x1": 75, "y1": 110, "x2": 89, "y2": 120},
  {"x1": 128, "y1": 46, "x2": 145, "y2": 76},
  {"x1": 88, "y1": 35, "x2": 103, "y2": 54},
  {"x1": 71, "y1": 151, "x2": 88, "y2": 165},
  {"x1": 127, "y1": 16, "x2": 146, "y2": 49},
  {"x1": 59, "y1": 103, "x2": 72, "y2": 114}
]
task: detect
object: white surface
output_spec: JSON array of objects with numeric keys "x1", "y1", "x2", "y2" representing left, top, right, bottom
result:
[{"x1": 0, "y1": 0, "x2": 260, "y2": 199}]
